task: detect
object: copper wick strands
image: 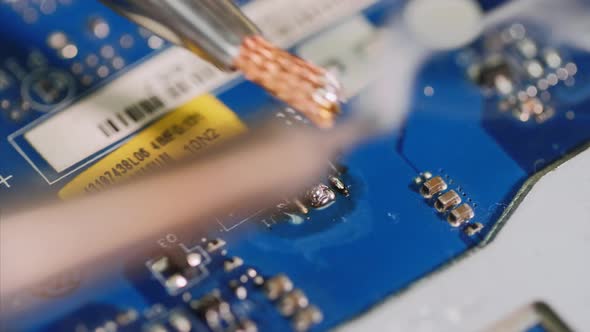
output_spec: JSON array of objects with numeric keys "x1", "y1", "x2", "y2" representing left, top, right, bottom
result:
[{"x1": 234, "y1": 35, "x2": 343, "y2": 128}]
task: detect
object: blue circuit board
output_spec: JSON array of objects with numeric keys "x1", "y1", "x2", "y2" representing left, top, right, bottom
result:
[{"x1": 1, "y1": 0, "x2": 589, "y2": 331}]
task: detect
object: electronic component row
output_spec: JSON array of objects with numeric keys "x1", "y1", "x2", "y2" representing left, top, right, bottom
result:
[
  {"x1": 468, "y1": 23, "x2": 578, "y2": 124},
  {"x1": 147, "y1": 238, "x2": 226, "y2": 295},
  {"x1": 145, "y1": 237, "x2": 322, "y2": 332},
  {"x1": 264, "y1": 274, "x2": 323, "y2": 332},
  {"x1": 414, "y1": 172, "x2": 483, "y2": 235},
  {"x1": 264, "y1": 161, "x2": 350, "y2": 227}
]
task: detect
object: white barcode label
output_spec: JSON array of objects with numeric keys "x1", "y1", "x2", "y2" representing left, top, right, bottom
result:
[{"x1": 12, "y1": 0, "x2": 377, "y2": 183}]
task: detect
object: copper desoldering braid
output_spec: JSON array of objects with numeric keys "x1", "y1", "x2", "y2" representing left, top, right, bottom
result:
[{"x1": 234, "y1": 35, "x2": 342, "y2": 128}]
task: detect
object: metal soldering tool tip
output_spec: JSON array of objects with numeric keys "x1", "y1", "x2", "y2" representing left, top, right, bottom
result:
[{"x1": 234, "y1": 35, "x2": 343, "y2": 128}]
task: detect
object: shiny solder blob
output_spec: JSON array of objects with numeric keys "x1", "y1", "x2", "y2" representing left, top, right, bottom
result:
[
  {"x1": 305, "y1": 184, "x2": 336, "y2": 208},
  {"x1": 234, "y1": 35, "x2": 342, "y2": 128}
]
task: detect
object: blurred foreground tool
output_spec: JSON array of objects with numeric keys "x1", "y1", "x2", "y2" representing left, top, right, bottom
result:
[{"x1": 0, "y1": 121, "x2": 367, "y2": 302}]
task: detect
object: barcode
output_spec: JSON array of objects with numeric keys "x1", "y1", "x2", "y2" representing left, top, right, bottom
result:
[{"x1": 98, "y1": 96, "x2": 165, "y2": 137}]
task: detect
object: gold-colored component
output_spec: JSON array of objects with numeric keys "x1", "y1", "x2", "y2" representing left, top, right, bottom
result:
[
  {"x1": 234, "y1": 35, "x2": 342, "y2": 128},
  {"x1": 434, "y1": 190, "x2": 462, "y2": 212},
  {"x1": 246, "y1": 268, "x2": 258, "y2": 278},
  {"x1": 169, "y1": 312, "x2": 192, "y2": 332},
  {"x1": 150, "y1": 256, "x2": 169, "y2": 273},
  {"x1": 516, "y1": 96, "x2": 546, "y2": 122},
  {"x1": 223, "y1": 257, "x2": 244, "y2": 272},
  {"x1": 292, "y1": 306, "x2": 323, "y2": 332},
  {"x1": 186, "y1": 252, "x2": 203, "y2": 267},
  {"x1": 206, "y1": 238, "x2": 226, "y2": 253},
  {"x1": 447, "y1": 204, "x2": 475, "y2": 227},
  {"x1": 253, "y1": 276, "x2": 265, "y2": 286},
  {"x1": 464, "y1": 222, "x2": 484, "y2": 236},
  {"x1": 278, "y1": 289, "x2": 309, "y2": 317},
  {"x1": 147, "y1": 324, "x2": 168, "y2": 332},
  {"x1": 236, "y1": 319, "x2": 258, "y2": 332},
  {"x1": 420, "y1": 176, "x2": 448, "y2": 198},
  {"x1": 233, "y1": 285, "x2": 248, "y2": 300},
  {"x1": 413, "y1": 171, "x2": 433, "y2": 186},
  {"x1": 264, "y1": 274, "x2": 294, "y2": 301},
  {"x1": 116, "y1": 309, "x2": 138, "y2": 326},
  {"x1": 165, "y1": 274, "x2": 188, "y2": 291}
]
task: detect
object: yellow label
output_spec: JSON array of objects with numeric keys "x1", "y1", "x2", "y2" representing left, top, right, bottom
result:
[{"x1": 59, "y1": 94, "x2": 246, "y2": 199}]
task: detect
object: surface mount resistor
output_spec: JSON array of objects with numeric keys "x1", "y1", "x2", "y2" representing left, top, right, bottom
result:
[
  {"x1": 293, "y1": 306, "x2": 323, "y2": 332},
  {"x1": 420, "y1": 176, "x2": 448, "y2": 198},
  {"x1": 434, "y1": 190, "x2": 461, "y2": 212},
  {"x1": 447, "y1": 204, "x2": 474, "y2": 227},
  {"x1": 464, "y1": 222, "x2": 484, "y2": 236},
  {"x1": 278, "y1": 289, "x2": 310, "y2": 316},
  {"x1": 264, "y1": 274, "x2": 294, "y2": 301}
]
